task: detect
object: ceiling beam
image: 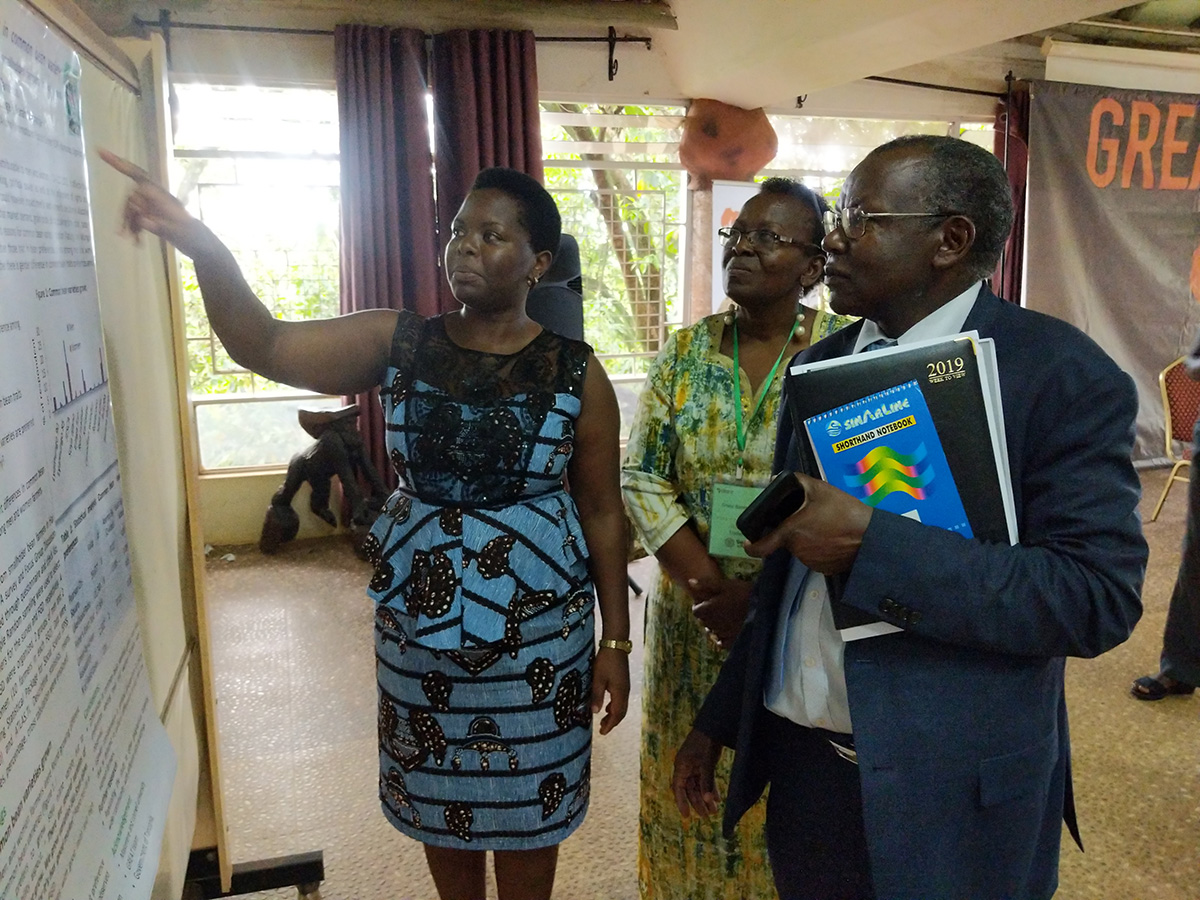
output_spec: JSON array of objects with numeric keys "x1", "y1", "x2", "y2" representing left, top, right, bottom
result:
[{"x1": 1051, "y1": 15, "x2": 1200, "y2": 49}]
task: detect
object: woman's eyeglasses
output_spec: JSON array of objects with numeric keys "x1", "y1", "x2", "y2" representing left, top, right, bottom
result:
[
  {"x1": 718, "y1": 226, "x2": 823, "y2": 254},
  {"x1": 822, "y1": 207, "x2": 949, "y2": 240}
]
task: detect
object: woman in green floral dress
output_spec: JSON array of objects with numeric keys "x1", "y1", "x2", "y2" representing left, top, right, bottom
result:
[{"x1": 622, "y1": 179, "x2": 852, "y2": 900}]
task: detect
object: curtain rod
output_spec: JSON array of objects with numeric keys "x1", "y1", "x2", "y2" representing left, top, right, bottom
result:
[
  {"x1": 865, "y1": 75, "x2": 1005, "y2": 100},
  {"x1": 132, "y1": 16, "x2": 652, "y2": 45},
  {"x1": 135, "y1": 16, "x2": 650, "y2": 81}
]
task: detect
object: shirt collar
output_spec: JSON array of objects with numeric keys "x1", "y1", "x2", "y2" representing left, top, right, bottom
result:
[{"x1": 853, "y1": 281, "x2": 984, "y2": 353}]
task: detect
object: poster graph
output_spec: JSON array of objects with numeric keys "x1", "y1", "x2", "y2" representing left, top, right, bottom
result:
[{"x1": 53, "y1": 332, "x2": 108, "y2": 410}]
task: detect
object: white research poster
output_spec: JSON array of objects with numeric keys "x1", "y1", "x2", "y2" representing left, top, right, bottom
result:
[
  {"x1": 710, "y1": 179, "x2": 759, "y2": 313},
  {"x1": 0, "y1": 3, "x2": 175, "y2": 899}
]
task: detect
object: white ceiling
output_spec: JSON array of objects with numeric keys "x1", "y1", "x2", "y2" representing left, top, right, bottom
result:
[{"x1": 656, "y1": 0, "x2": 1135, "y2": 108}]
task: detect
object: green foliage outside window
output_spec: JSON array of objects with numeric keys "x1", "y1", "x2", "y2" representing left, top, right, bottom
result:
[
  {"x1": 180, "y1": 181, "x2": 340, "y2": 396},
  {"x1": 541, "y1": 102, "x2": 686, "y2": 379}
]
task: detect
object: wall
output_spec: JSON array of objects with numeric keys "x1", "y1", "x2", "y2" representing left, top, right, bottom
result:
[
  {"x1": 536, "y1": 36, "x2": 1018, "y2": 120},
  {"x1": 201, "y1": 471, "x2": 344, "y2": 547},
  {"x1": 166, "y1": 21, "x2": 1017, "y2": 119}
]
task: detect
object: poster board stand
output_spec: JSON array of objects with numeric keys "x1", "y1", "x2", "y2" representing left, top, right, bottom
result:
[
  {"x1": 0, "y1": 4, "x2": 175, "y2": 896},
  {"x1": 132, "y1": 26, "x2": 327, "y2": 900}
]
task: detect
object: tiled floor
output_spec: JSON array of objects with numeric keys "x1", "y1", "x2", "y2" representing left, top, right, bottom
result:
[{"x1": 203, "y1": 468, "x2": 1199, "y2": 899}]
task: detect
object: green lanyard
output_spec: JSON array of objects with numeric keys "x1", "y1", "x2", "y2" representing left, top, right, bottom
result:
[{"x1": 732, "y1": 317, "x2": 800, "y2": 479}]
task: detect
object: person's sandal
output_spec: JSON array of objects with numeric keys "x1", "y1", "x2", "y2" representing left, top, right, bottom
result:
[{"x1": 1130, "y1": 675, "x2": 1197, "y2": 701}]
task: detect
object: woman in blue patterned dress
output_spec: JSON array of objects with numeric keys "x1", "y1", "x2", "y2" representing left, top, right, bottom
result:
[{"x1": 103, "y1": 155, "x2": 632, "y2": 900}]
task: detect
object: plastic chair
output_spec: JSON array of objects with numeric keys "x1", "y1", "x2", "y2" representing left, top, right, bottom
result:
[{"x1": 1150, "y1": 356, "x2": 1200, "y2": 521}]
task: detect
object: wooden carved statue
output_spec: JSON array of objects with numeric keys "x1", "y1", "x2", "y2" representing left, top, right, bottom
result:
[{"x1": 259, "y1": 404, "x2": 388, "y2": 553}]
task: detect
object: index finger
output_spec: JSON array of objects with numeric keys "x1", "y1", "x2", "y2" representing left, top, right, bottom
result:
[{"x1": 97, "y1": 148, "x2": 153, "y2": 183}]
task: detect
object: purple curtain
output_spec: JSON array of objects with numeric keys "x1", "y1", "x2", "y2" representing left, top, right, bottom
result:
[
  {"x1": 336, "y1": 24, "x2": 442, "y2": 489},
  {"x1": 992, "y1": 84, "x2": 1030, "y2": 305},
  {"x1": 430, "y1": 30, "x2": 544, "y2": 309}
]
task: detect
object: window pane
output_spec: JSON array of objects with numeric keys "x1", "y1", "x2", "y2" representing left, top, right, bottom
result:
[
  {"x1": 195, "y1": 397, "x2": 345, "y2": 469},
  {"x1": 178, "y1": 170, "x2": 340, "y2": 399},
  {"x1": 174, "y1": 85, "x2": 338, "y2": 155},
  {"x1": 542, "y1": 103, "x2": 687, "y2": 440},
  {"x1": 766, "y1": 116, "x2": 951, "y2": 175},
  {"x1": 174, "y1": 83, "x2": 341, "y2": 470}
]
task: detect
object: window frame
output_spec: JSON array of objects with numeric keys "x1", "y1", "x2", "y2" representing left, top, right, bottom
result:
[{"x1": 170, "y1": 83, "x2": 343, "y2": 475}]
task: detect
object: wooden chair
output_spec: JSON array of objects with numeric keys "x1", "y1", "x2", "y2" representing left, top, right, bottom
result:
[{"x1": 1151, "y1": 357, "x2": 1200, "y2": 521}]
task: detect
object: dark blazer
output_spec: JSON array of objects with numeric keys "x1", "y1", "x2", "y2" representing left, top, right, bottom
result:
[{"x1": 695, "y1": 287, "x2": 1147, "y2": 900}]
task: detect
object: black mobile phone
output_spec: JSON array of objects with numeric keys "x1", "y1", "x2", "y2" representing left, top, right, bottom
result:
[{"x1": 736, "y1": 471, "x2": 807, "y2": 543}]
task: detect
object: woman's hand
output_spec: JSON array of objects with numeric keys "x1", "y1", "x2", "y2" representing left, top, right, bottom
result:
[
  {"x1": 99, "y1": 149, "x2": 210, "y2": 256},
  {"x1": 591, "y1": 646, "x2": 631, "y2": 735},
  {"x1": 688, "y1": 575, "x2": 752, "y2": 649}
]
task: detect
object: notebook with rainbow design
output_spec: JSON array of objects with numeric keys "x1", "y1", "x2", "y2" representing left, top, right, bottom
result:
[
  {"x1": 786, "y1": 333, "x2": 1014, "y2": 639},
  {"x1": 803, "y1": 380, "x2": 972, "y2": 537}
]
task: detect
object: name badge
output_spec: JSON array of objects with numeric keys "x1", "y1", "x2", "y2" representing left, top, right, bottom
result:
[{"x1": 708, "y1": 481, "x2": 762, "y2": 559}]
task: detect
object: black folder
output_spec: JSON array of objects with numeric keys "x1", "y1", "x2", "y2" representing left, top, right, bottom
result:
[{"x1": 785, "y1": 333, "x2": 1013, "y2": 634}]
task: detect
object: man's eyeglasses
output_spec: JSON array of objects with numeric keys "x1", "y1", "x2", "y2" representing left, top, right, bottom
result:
[
  {"x1": 823, "y1": 207, "x2": 949, "y2": 240},
  {"x1": 718, "y1": 226, "x2": 823, "y2": 254}
]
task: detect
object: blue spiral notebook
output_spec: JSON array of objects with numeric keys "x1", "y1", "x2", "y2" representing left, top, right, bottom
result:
[{"x1": 803, "y1": 380, "x2": 972, "y2": 537}]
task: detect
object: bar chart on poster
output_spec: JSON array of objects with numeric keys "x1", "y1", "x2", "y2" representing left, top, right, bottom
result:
[
  {"x1": 45, "y1": 312, "x2": 110, "y2": 410},
  {"x1": 0, "y1": 2, "x2": 175, "y2": 899}
]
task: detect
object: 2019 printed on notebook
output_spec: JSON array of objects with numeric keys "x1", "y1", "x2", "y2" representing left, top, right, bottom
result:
[{"x1": 802, "y1": 379, "x2": 973, "y2": 537}]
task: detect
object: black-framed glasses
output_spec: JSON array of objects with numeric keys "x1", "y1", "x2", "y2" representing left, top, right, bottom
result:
[
  {"x1": 718, "y1": 226, "x2": 822, "y2": 254},
  {"x1": 823, "y1": 207, "x2": 949, "y2": 240}
]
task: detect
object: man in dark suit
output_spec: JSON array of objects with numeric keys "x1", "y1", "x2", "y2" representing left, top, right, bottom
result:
[
  {"x1": 672, "y1": 135, "x2": 1147, "y2": 900},
  {"x1": 1131, "y1": 323, "x2": 1200, "y2": 700}
]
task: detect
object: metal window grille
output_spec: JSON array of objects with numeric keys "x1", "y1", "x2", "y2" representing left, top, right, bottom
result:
[{"x1": 541, "y1": 103, "x2": 687, "y2": 435}]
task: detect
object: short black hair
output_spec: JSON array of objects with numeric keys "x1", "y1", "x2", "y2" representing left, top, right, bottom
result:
[
  {"x1": 469, "y1": 167, "x2": 562, "y2": 256},
  {"x1": 869, "y1": 135, "x2": 1014, "y2": 280},
  {"x1": 758, "y1": 176, "x2": 830, "y2": 246}
]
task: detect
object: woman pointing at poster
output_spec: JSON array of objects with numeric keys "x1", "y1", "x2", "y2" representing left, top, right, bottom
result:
[{"x1": 99, "y1": 149, "x2": 631, "y2": 900}]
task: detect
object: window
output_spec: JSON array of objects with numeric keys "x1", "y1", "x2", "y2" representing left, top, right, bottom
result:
[
  {"x1": 541, "y1": 104, "x2": 974, "y2": 438},
  {"x1": 759, "y1": 114, "x2": 967, "y2": 310},
  {"x1": 172, "y1": 84, "x2": 342, "y2": 470},
  {"x1": 541, "y1": 103, "x2": 687, "y2": 438},
  {"x1": 760, "y1": 115, "x2": 991, "y2": 212}
]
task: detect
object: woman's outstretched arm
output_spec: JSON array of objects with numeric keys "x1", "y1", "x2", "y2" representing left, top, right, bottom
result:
[{"x1": 101, "y1": 149, "x2": 398, "y2": 396}]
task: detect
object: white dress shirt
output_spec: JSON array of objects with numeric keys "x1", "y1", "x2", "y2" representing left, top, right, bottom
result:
[{"x1": 764, "y1": 282, "x2": 984, "y2": 732}]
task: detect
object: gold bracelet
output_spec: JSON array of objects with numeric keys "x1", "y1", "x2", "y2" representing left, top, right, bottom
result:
[{"x1": 598, "y1": 638, "x2": 633, "y2": 653}]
